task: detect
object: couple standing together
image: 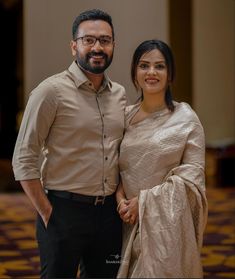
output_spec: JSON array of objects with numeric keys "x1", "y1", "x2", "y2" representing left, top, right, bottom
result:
[{"x1": 12, "y1": 9, "x2": 208, "y2": 279}]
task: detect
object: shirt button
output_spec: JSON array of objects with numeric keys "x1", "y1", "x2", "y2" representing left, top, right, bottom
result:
[
  {"x1": 104, "y1": 178, "x2": 107, "y2": 183},
  {"x1": 104, "y1": 135, "x2": 106, "y2": 139},
  {"x1": 105, "y1": 157, "x2": 108, "y2": 160},
  {"x1": 102, "y1": 114, "x2": 105, "y2": 117}
]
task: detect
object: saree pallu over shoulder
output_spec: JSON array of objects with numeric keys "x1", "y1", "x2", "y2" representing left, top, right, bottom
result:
[
  {"x1": 138, "y1": 166, "x2": 207, "y2": 278},
  {"x1": 118, "y1": 102, "x2": 208, "y2": 278}
]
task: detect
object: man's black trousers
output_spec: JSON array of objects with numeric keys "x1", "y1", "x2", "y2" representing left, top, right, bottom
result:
[{"x1": 36, "y1": 192, "x2": 122, "y2": 278}]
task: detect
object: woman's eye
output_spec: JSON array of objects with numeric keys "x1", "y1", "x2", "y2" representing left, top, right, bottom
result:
[
  {"x1": 139, "y1": 64, "x2": 148, "y2": 69},
  {"x1": 155, "y1": 64, "x2": 166, "y2": 70}
]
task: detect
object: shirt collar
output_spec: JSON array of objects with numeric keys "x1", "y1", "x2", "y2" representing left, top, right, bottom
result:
[
  {"x1": 68, "y1": 61, "x2": 113, "y2": 92},
  {"x1": 103, "y1": 72, "x2": 113, "y2": 91}
]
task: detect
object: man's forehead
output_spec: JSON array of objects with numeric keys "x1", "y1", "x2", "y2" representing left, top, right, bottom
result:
[{"x1": 77, "y1": 20, "x2": 112, "y2": 35}]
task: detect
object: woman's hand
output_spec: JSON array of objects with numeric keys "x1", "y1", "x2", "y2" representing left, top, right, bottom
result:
[
  {"x1": 118, "y1": 199, "x2": 130, "y2": 223},
  {"x1": 116, "y1": 182, "x2": 139, "y2": 225},
  {"x1": 120, "y1": 197, "x2": 139, "y2": 225}
]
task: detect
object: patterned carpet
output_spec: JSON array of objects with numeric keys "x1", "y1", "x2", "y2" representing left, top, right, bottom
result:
[
  {"x1": 0, "y1": 187, "x2": 234, "y2": 279},
  {"x1": 202, "y1": 187, "x2": 235, "y2": 279},
  {"x1": 0, "y1": 193, "x2": 39, "y2": 278}
]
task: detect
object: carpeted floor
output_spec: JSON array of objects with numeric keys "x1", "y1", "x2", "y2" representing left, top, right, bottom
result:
[
  {"x1": 0, "y1": 187, "x2": 234, "y2": 278},
  {"x1": 202, "y1": 187, "x2": 235, "y2": 279},
  {"x1": 0, "y1": 193, "x2": 39, "y2": 278}
]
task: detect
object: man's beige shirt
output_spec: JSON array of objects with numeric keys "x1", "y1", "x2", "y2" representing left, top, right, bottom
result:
[{"x1": 12, "y1": 61, "x2": 126, "y2": 196}]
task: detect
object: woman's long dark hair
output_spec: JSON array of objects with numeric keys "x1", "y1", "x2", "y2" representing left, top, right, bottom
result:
[{"x1": 131, "y1": 39, "x2": 175, "y2": 112}]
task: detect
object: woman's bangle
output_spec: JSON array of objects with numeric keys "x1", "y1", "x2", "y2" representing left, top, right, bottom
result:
[{"x1": 117, "y1": 198, "x2": 126, "y2": 212}]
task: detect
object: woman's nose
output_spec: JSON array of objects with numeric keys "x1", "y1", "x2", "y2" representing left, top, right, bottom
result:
[{"x1": 147, "y1": 66, "x2": 157, "y2": 75}]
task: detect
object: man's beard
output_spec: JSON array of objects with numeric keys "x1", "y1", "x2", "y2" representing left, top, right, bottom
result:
[{"x1": 76, "y1": 51, "x2": 113, "y2": 74}]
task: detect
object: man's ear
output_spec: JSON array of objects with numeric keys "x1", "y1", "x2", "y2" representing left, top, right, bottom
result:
[{"x1": 70, "y1": 40, "x2": 77, "y2": 56}]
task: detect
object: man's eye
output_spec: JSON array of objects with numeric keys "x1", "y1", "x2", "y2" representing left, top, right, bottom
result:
[
  {"x1": 85, "y1": 37, "x2": 95, "y2": 44},
  {"x1": 100, "y1": 39, "x2": 109, "y2": 44},
  {"x1": 100, "y1": 37, "x2": 112, "y2": 45}
]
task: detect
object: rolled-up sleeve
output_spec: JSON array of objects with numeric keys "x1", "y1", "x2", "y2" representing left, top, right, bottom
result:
[{"x1": 12, "y1": 81, "x2": 58, "y2": 180}]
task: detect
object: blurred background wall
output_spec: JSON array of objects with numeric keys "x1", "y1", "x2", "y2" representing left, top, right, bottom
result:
[
  {"x1": 23, "y1": 0, "x2": 235, "y2": 145},
  {"x1": 193, "y1": 0, "x2": 235, "y2": 144},
  {"x1": 0, "y1": 0, "x2": 234, "y2": 189},
  {"x1": 23, "y1": 0, "x2": 169, "y2": 105}
]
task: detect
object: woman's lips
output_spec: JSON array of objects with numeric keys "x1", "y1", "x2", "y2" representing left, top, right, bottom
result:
[{"x1": 145, "y1": 78, "x2": 159, "y2": 84}]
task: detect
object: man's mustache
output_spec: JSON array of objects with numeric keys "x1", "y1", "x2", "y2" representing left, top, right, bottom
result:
[{"x1": 87, "y1": 51, "x2": 107, "y2": 59}]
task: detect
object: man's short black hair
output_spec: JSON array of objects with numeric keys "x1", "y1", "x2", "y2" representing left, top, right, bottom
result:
[{"x1": 72, "y1": 9, "x2": 114, "y2": 40}]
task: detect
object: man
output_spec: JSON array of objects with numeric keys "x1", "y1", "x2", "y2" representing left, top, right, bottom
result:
[{"x1": 12, "y1": 9, "x2": 126, "y2": 278}]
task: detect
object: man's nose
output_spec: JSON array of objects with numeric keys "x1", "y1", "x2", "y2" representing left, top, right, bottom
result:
[{"x1": 91, "y1": 39, "x2": 104, "y2": 51}]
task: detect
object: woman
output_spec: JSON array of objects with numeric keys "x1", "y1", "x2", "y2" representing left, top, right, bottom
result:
[{"x1": 116, "y1": 40, "x2": 208, "y2": 278}]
